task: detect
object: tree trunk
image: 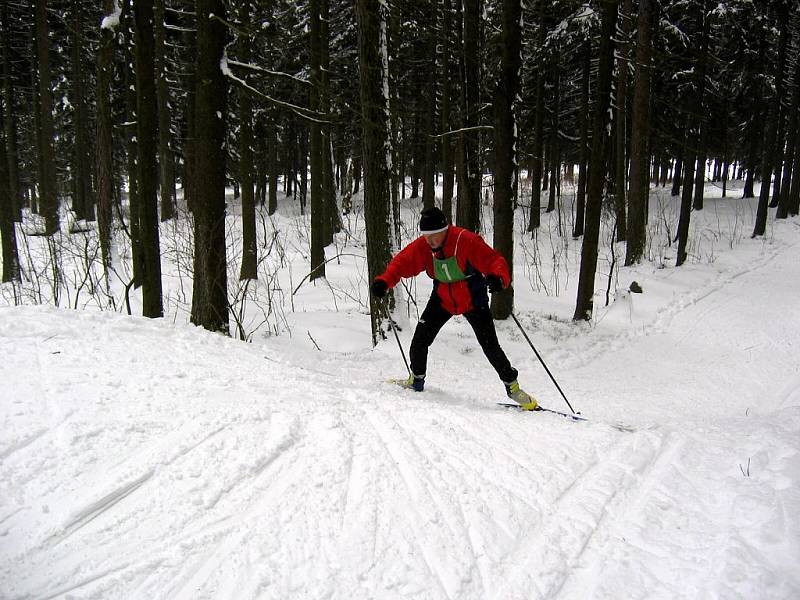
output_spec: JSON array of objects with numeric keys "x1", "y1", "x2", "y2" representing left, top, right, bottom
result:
[
  {"x1": 615, "y1": 0, "x2": 633, "y2": 241},
  {"x1": 527, "y1": 0, "x2": 547, "y2": 233},
  {"x1": 411, "y1": 108, "x2": 421, "y2": 200},
  {"x1": 770, "y1": 8, "x2": 791, "y2": 209},
  {"x1": 753, "y1": 13, "x2": 789, "y2": 236},
  {"x1": 123, "y1": 0, "x2": 142, "y2": 287},
  {"x1": 422, "y1": 6, "x2": 437, "y2": 211},
  {"x1": 573, "y1": 0, "x2": 617, "y2": 322},
  {"x1": 677, "y1": 1, "x2": 709, "y2": 266},
  {"x1": 457, "y1": 0, "x2": 481, "y2": 233},
  {"x1": 742, "y1": 30, "x2": 767, "y2": 200},
  {"x1": 692, "y1": 121, "x2": 707, "y2": 210},
  {"x1": 321, "y1": 0, "x2": 340, "y2": 243},
  {"x1": 0, "y1": 104, "x2": 20, "y2": 282},
  {"x1": 574, "y1": 40, "x2": 590, "y2": 238},
  {"x1": 253, "y1": 119, "x2": 264, "y2": 206},
  {"x1": 720, "y1": 99, "x2": 731, "y2": 199},
  {"x1": 440, "y1": 0, "x2": 454, "y2": 222},
  {"x1": 238, "y1": 1, "x2": 257, "y2": 281},
  {"x1": 624, "y1": 0, "x2": 653, "y2": 266},
  {"x1": 35, "y1": 0, "x2": 59, "y2": 235},
  {"x1": 352, "y1": 143, "x2": 361, "y2": 196},
  {"x1": 96, "y1": 0, "x2": 116, "y2": 276},
  {"x1": 281, "y1": 127, "x2": 290, "y2": 197},
  {"x1": 671, "y1": 156, "x2": 682, "y2": 196},
  {"x1": 325, "y1": 132, "x2": 340, "y2": 241},
  {"x1": 1, "y1": 2, "x2": 22, "y2": 222},
  {"x1": 656, "y1": 157, "x2": 665, "y2": 187},
  {"x1": 299, "y1": 125, "x2": 308, "y2": 214},
  {"x1": 134, "y1": 0, "x2": 164, "y2": 318},
  {"x1": 70, "y1": 0, "x2": 94, "y2": 223},
  {"x1": 453, "y1": 0, "x2": 465, "y2": 216},
  {"x1": 155, "y1": 0, "x2": 175, "y2": 221},
  {"x1": 30, "y1": 34, "x2": 41, "y2": 217},
  {"x1": 388, "y1": 8, "x2": 401, "y2": 243},
  {"x1": 777, "y1": 29, "x2": 800, "y2": 219},
  {"x1": 191, "y1": 0, "x2": 228, "y2": 333},
  {"x1": 546, "y1": 69, "x2": 560, "y2": 214},
  {"x1": 790, "y1": 130, "x2": 800, "y2": 215},
  {"x1": 309, "y1": 0, "x2": 326, "y2": 281},
  {"x1": 267, "y1": 115, "x2": 278, "y2": 215},
  {"x1": 356, "y1": 0, "x2": 393, "y2": 346},
  {"x1": 182, "y1": 22, "x2": 197, "y2": 215},
  {"x1": 676, "y1": 137, "x2": 695, "y2": 264},
  {"x1": 491, "y1": 0, "x2": 521, "y2": 320}
]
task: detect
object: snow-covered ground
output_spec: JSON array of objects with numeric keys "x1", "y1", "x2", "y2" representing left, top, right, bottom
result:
[{"x1": 1, "y1": 184, "x2": 799, "y2": 599}]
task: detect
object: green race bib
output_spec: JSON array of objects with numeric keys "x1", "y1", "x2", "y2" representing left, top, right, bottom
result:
[{"x1": 433, "y1": 255, "x2": 466, "y2": 282}]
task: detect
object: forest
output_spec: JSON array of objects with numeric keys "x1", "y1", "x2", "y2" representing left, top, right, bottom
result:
[{"x1": 0, "y1": 0, "x2": 798, "y2": 342}]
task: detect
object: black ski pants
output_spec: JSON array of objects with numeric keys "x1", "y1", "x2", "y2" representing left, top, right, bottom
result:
[{"x1": 409, "y1": 296, "x2": 518, "y2": 384}]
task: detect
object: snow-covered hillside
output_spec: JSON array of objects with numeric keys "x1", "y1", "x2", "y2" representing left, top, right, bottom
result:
[{"x1": 2, "y1": 192, "x2": 800, "y2": 599}]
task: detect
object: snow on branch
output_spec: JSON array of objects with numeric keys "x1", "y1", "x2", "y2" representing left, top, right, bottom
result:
[
  {"x1": 100, "y1": 1, "x2": 122, "y2": 31},
  {"x1": 429, "y1": 125, "x2": 495, "y2": 139},
  {"x1": 226, "y1": 60, "x2": 311, "y2": 87},
  {"x1": 220, "y1": 54, "x2": 330, "y2": 124}
]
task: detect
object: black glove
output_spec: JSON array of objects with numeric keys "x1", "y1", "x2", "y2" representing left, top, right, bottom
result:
[
  {"x1": 371, "y1": 279, "x2": 389, "y2": 298},
  {"x1": 486, "y1": 275, "x2": 504, "y2": 293}
]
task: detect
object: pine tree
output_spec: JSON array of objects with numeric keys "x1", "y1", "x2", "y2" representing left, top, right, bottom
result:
[
  {"x1": 155, "y1": 0, "x2": 175, "y2": 221},
  {"x1": 574, "y1": 0, "x2": 618, "y2": 321},
  {"x1": 356, "y1": 0, "x2": 393, "y2": 346},
  {"x1": 35, "y1": 0, "x2": 59, "y2": 235},
  {"x1": 191, "y1": 0, "x2": 228, "y2": 333},
  {"x1": 238, "y1": 0, "x2": 257, "y2": 281},
  {"x1": 457, "y1": 0, "x2": 481, "y2": 233},
  {"x1": 96, "y1": 0, "x2": 117, "y2": 276},
  {"x1": 753, "y1": 2, "x2": 791, "y2": 237},
  {"x1": 526, "y1": 0, "x2": 547, "y2": 233},
  {"x1": 440, "y1": 0, "x2": 455, "y2": 222},
  {"x1": 134, "y1": 0, "x2": 163, "y2": 317},
  {"x1": 491, "y1": 0, "x2": 522, "y2": 320},
  {"x1": 615, "y1": 0, "x2": 633, "y2": 240},
  {"x1": 676, "y1": 0, "x2": 710, "y2": 266},
  {"x1": 310, "y1": 0, "x2": 326, "y2": 282},
  {"x1": 0, "y1": 103, "x2": 20, "y2": 282},
  {"x1": 625, "y1": 0, "x2": 654, "y2": 266},
  {"x1": 573, "y1": 40, "x2": 590, "y2": 238},
  {"x1": 69, "y1": 0, "x2": 94, "y2": 223},
  {"x1": 777, "y1": 8, "x2": 800, "y2": 218},
  {"x1": 2, "y1": 1, "x2": 22, "y2": 222}
]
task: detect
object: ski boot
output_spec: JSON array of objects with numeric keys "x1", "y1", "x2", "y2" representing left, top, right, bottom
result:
[
  {"x1": 389, "y1": 373, "x2": 425, "y2": 392},
  {"x1": 505, "y1": 380, "x2": 538, "y2": 410}
]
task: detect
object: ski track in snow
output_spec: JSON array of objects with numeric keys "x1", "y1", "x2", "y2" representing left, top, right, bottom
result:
[{"x1": 2, "y1": 234, "x2": 800, "y2": 598}]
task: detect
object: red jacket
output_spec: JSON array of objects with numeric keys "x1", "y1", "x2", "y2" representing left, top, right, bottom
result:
[{"x1": 376, "y1": 225, "x2": 511, "y2": 315}]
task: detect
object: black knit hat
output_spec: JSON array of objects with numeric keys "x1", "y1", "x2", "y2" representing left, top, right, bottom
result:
[{"x1": 419, "y1": 207, "x2": 448, "y2": 234}]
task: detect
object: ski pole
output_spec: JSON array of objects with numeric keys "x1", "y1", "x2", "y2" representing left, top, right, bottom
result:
[
  {"x1": 380, "y1": 300, "x2": 411, "y2": 376},
  {"x1": 510, "y1": 311, "x2": 577, "y2": 415}
]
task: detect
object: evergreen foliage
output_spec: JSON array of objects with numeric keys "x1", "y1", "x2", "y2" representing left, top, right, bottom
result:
[{"x1": 1, "y1": 0, "x2": 798, "y2": 328}]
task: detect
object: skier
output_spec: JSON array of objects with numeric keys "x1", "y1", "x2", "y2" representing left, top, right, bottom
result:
[{"x1": 371, "y1": 206, "x2": 537, "y2": 409}]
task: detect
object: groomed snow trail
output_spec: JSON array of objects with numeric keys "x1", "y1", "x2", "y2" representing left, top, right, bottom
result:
[{"x1": 1, "y1": 240, "x2": 799, "y2": 599}]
